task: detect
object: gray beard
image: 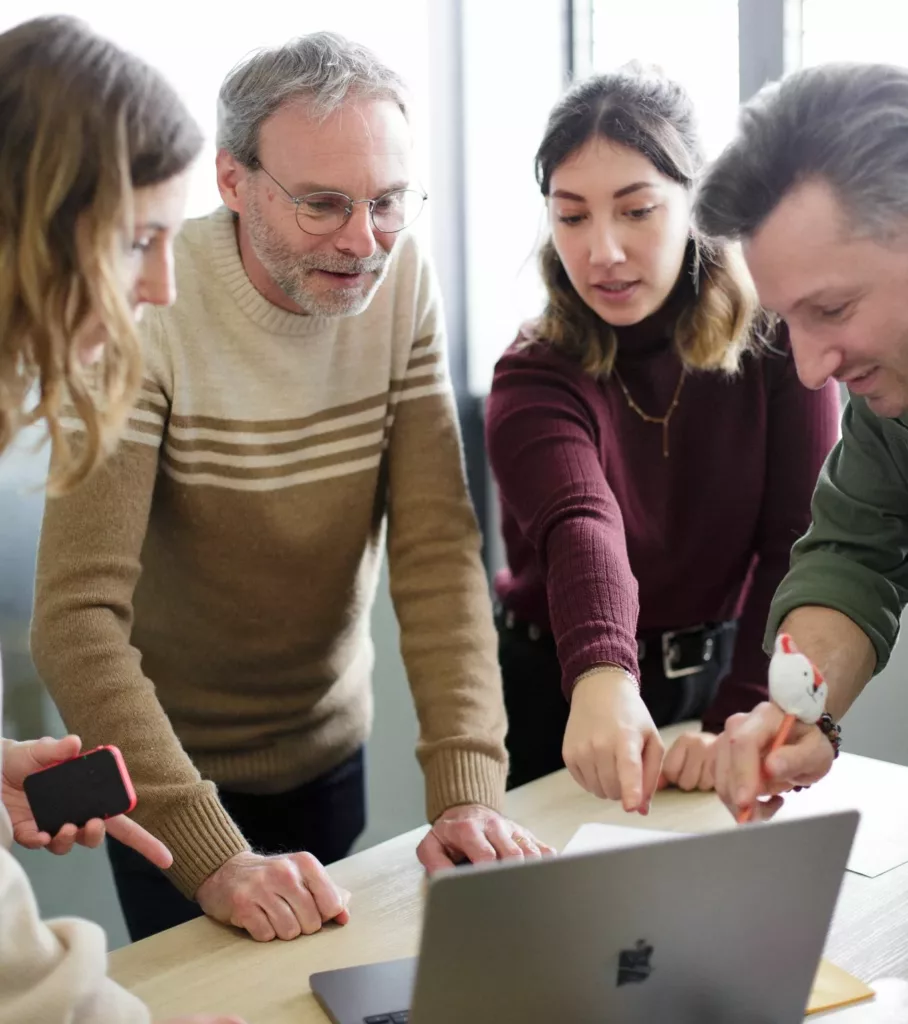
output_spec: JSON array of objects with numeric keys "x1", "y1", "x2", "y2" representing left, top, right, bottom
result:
[{"x1": 245, "y1": 197, "x2": 390, "y2": 316}]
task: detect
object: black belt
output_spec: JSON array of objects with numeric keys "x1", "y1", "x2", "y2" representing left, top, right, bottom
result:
[
  {"x1": 496, "y1": 606, "x2": 734, "y2": 681},
  {"x1": 638, "y1": 622, "x2": 736, "y2": 680}
]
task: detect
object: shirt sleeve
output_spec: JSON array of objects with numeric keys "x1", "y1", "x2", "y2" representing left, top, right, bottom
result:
[
  {"x1": 29, "y1": 313, "x2": 249, "y2": 898},
  {"x1": 486, "y1": 346, "x2": 639, "y2": 698},
  {"x1": 766, "y1": 392, "x2": 908, "y2": 672},
  {"x1": 385, "y1": 246, "x2": 508, "y2": 821}
]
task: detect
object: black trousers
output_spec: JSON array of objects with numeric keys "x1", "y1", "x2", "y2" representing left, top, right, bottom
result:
[
  {"x1": 499, "y1": 616, "x2": 736, "y2": 791},
  {"x1": 107, "y1": 747, "x2": 366, "y2": 942}
]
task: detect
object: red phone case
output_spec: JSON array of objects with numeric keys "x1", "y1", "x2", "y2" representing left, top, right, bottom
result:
[{"x1": 94, "y1": 744, "x2": 138, "y2": 817}]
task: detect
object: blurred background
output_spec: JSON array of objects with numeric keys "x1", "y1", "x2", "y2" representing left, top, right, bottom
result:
[{"x1": 3, "y1": 0, "x2": 908, "y2": 950}]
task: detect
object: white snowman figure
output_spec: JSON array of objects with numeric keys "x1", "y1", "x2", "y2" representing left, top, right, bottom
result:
[{"x1": 768, "y1": 633, "x2": 828, "y2": 723}]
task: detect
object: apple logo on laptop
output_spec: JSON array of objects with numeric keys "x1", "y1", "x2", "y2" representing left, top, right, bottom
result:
[{"x1": 616, "y1": 940, "x2": 654, "y2": 987}]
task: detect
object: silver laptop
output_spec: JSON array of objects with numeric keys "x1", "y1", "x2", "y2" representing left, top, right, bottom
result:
[{"x1": 311, "y1": 810, "x2": 858, "y2": 1024}]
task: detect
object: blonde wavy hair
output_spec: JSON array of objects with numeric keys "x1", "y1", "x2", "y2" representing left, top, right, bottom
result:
[
  {"x1": 535, "y1": 66, "x2": 759, "y2": 377},
  {"x1": 0, "y1": 16, "x2": 202, "y2": 491}
]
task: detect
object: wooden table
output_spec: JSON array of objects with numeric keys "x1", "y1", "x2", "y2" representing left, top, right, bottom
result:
[{"x1": 110, "y1": 726, "x2": 908, "y2": 1022}]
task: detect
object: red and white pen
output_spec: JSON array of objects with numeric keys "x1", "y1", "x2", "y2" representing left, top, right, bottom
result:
[{"x1": 737, "y1": 634, "x2": 828, "y2": 824}]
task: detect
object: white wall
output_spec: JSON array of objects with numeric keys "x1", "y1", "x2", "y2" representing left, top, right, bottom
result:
[{"x1": 839, "y1": 623, "x2": 908, "y2": 766}]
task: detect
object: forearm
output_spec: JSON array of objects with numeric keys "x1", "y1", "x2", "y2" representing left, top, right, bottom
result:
[
  {"x1": 388, "y1": 395, "x2": 507, "y2": 820},
  {"x1": 545, "y1": 516, "x2": 639, "y2": 698},
  {"x1": 394, "y1": 524, "x2": 508, "y2": 814},
  {"x1": 779, "y1": 605, "x2": 877, "y2": 720},
  {"x1": 32, "y1": 614, "x2": 249, "y2": 895},
  {"x1": 32, "y1": 436, "x2": 250, "y2": 895}
]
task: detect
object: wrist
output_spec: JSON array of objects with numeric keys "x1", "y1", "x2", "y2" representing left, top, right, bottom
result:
[{"x1": 571, "y1": 663, "x2": 639, "y2": 696}]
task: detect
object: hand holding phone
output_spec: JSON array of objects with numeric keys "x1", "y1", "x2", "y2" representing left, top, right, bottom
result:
[{"x1": 2, "y1": 735, "x2": 172, "y2": 868}]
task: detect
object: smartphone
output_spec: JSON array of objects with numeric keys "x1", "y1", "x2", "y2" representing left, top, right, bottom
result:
[{"x1": 23, "y1": 745, "x2": 137, "y2": 836}]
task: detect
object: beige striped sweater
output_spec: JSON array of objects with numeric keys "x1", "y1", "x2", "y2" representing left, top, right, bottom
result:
[{"x1": 30, "y1": 207, "x2": 507, "y2": 898}]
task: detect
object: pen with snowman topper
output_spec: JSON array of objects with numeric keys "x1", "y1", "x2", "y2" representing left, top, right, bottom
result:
[{"x1": 737, "y1": 633, "x2": 829, "y2": 824}]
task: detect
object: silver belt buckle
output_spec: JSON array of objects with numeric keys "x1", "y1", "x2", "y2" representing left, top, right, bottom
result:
[{"x1": 662, "y1": 626, "x2": 714, "y2": 679}]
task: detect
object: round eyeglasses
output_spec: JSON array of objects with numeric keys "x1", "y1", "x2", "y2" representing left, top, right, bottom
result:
[{"x1": 253, "y1": 161, "x2": 427, "y2": 236}]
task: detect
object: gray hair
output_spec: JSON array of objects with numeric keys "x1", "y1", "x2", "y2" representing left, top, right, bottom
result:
[
  {"x1": 694, "y1": 62, "x2": 908, "y2": 243},
  {"x1": 216, "y1": 31, "x2": 408, "y2": 166}
]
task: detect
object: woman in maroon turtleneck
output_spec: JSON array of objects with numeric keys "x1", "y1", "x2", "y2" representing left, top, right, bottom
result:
[{"x1": 485, "y1": 67, "x2": 840, "y2": 813}]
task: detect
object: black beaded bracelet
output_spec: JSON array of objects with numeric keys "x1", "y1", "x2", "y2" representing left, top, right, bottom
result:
[
  {"x1": 792, "y1": 714, "x2": 842, "y2": 792},
  {"x1": 817, "y1": 711, "x2": 842, "y2": 759}
]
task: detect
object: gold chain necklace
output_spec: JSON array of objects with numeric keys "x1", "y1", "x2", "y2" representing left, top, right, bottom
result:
[{"x1": 612, "y1": 367, "x2": 686, "y2": 458}]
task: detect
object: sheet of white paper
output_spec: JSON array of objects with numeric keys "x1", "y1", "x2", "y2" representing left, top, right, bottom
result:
[
  {"x1": 810, "y1": 978, "x2": 908, "y2": 1021},
  {"x1": 772, "y1": 752, "x2": 908, "y2": 878},
  {"x1": 563, "y1": 822, "x2": 689, "y2": 856}
]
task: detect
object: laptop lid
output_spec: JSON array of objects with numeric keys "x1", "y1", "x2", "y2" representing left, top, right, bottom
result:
[{"x1": 408, "y1": 810, "x2": 858, "y2": 1024}]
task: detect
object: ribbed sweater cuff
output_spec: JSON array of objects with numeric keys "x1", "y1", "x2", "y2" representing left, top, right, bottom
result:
[
  {"x1": 155, "y1": 795, "x2": 251, "y2": 898},
  {"x1": 423, "y1": 748, "x2": 508, "y2": 822}
]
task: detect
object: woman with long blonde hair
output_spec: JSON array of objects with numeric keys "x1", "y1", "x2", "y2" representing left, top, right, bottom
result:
[
  {"x1": 486, "y1": 66, "x2": 840, "y2": 812},
  {"x1": 0, "y1": 14, "x2": 244, "y2": 1024}
]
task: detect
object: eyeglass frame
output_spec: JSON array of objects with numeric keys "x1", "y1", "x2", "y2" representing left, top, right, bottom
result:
[{"x1": 250, "y1": 159, "x2": 428, "y2": 236}]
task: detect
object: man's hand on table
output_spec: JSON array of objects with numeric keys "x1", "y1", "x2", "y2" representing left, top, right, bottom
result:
[
  {"x1": 195, "y1": 851, "x2": 350, "y2": 942},
  {"x1": 713, "y1": 703, "x2": 835, "y2": 822},
  {"x1": 658, "y1": 731, "x2": 719, "y2": 792},
  {"x1": 416, "y1": 803, "x2": 556, "y2": 872},
  {"x1": 1, "y1": 735, "x2": 172, "y2": 867}
]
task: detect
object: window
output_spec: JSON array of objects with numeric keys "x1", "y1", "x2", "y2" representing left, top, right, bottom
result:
[
  {"x1": 801, "y1": 0, "x2": 908, "y2": 67},
  {"x1": 460, "y1": 0, "x2": 567, "y2": 394},
  {"x1": 589, "y1": 0, "x2": 740, "y2": 159}
]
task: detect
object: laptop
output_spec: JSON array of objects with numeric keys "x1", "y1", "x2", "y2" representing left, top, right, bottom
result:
[{"x1": 311, "y1": 810, "x2": 858, "y2": 1024}]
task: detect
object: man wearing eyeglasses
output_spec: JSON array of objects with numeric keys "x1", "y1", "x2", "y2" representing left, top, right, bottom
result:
[{"x1": 29, "y1": 31, "x2": 551, "y2": 945}]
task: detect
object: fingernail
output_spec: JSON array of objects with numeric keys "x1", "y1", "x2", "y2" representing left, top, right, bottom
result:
[{"x1": 736, "y1": 788, "x2": 749, "y2": 807}]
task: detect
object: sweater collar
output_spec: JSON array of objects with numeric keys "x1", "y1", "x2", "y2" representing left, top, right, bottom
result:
[{"x1": 207, "y1": 206, "x2": 339, "y2": 337}]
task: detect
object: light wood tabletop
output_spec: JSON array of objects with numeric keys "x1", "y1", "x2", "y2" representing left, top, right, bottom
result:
[{"x1": 109, "y1": 724, "x2": 908, "y2": 1023}]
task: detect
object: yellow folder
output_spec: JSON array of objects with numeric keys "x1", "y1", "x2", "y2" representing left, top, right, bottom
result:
[{"x1": 808, "y1": 959, "x2": 875, "y2": 1015}]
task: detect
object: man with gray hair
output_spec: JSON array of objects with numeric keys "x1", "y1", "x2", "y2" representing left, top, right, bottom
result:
[
  {"x1": 30, "y1": 31, "x2": 551, "y2": 944},
  {"x1": 692, "y1": 62, "x2": 908, "y2": 822}
]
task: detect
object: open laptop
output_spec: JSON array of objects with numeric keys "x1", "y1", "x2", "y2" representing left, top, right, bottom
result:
[{"x1": 311, "y1": 810, "x2": 858, "y2": 1024}]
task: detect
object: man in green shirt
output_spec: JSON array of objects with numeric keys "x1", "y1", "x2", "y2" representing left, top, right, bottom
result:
[{"x1": 693, "y1": 62, "x2": 908, "y2": 820}]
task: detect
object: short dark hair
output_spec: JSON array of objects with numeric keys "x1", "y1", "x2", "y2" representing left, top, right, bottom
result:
[{"x1": 694, "y1": 62, "x2": 908, "y2": 242}]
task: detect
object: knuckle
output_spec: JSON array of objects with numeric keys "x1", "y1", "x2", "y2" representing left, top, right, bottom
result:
[
  {"x1": 269, "y1": 860, "x2": 299, "y2": 885},
  {"x1": 727, "y1": 728, "x2": 746, "y2": 748},
  {"x1": 231, "y1": 890, "x2": 256, "y2": 914},
  {"x1": 301, "y1": 915, "x2": 323, "y2": 936},
  {"x1": 295, "y1": 851, "x2": 319, "y2": 872}
]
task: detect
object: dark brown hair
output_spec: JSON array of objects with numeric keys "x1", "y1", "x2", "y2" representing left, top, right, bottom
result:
[
  {"x1": 695, "y1": 62, "x2": 908, "y2": 243},
  {"x1": 0, "y1": 15, "x2": 203, "y2": 490},
  {"x1": 536, "y1": 66, "x2": 758, "y2": 377}
]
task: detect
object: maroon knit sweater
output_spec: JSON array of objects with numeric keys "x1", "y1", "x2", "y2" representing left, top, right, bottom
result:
[{"x1": 486, "y1": 325, "x2": 840, "y2": 733}]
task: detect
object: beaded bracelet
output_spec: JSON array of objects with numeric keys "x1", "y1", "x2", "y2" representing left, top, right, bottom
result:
[
  {"x1": 817, "y1": 711, "x2": 842, "y2": 758},
  {"x1": 792, "y1": 713, "x2": 841, "y2": 792}
]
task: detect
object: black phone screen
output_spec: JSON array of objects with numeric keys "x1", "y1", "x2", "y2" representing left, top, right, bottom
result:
[{"x1": 23, "y1": 748, "x2": 131, "y2": 835}]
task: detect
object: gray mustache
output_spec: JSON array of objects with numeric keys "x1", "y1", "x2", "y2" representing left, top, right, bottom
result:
[{"x1": 303, "y1": 253, "x2": 387, "y2": 274}]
